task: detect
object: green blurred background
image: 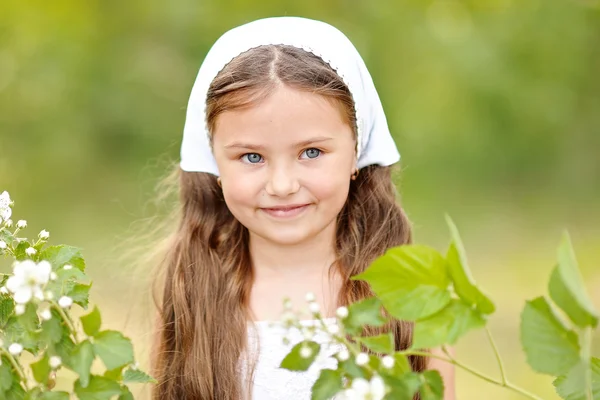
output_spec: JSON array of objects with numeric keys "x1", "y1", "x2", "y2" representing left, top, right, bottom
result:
[{"x1": 1, "y1": 0, "x2": 599, "y2": 398}]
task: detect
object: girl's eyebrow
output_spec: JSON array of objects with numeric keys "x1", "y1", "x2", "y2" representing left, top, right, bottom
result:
[{"x1": 224, "y1": 136, "x2": 334, "y2": 150}]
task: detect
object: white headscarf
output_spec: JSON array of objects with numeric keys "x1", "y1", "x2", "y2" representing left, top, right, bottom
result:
[{"x1": 180, "y1": 16, "x2": 400, "y2": 175}]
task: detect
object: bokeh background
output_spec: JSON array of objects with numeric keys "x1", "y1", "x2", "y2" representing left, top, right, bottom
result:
[{"x1": 1, "y1": 0, "x2": 599, "y2": 399}]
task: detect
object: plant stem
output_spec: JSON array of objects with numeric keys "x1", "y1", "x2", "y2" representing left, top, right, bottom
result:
[
  {"x1": 582, "y1": 327, "x2": 593, "y2": 400},
  {"x1": 0, "y1": 348, "x2": 27, "y2": 381},
  {"x1": 401, "y1": 350, "x2": 545, "y2": 400},
  {"x1": 52, "y1": 302, "x2": 81, "y2": 342},
  {"x1": 484, "y1": 327, "x2": 507, "y2": 385}
]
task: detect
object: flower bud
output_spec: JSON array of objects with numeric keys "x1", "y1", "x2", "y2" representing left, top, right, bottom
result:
[
  {"x1": 0, "y1": 241, "x2": 6, "y2": 250},
  {"x1": 15, "y1": 304, "x2": 25, "y2": 316},
  {"x1": 355, "y1": 352, "x2": 369, "y2": 366},
  {"x1": 16, "y1": 220, "x2": 27, "y2": 229},
  {"x1": 5, "y1": 219, "x2": 13, "y2": 228},
  {"x1": 299, "y1": 345, "x2": 313, "y2": 358},
  {"x1": 58, "y1": 296, "x2": 73, "y2": 308},
  {"x1": 25, "y1": 247, "x2": 36, "y2": 256},
  {"x1": 39, "y1": 230, "x2": 50, "y2": 240},
  {"x1": 8, "y1": 343, "x2": 23, "y2": 355},
  {"x1": 305, "y1": 292, "x2": 316, "y2": 302},
  {"x1": 49, "y1": 356, "x2": 62, "y2": 369},
  {"x1": 337, "y1": 347, "x2": 349, "y2": 361},
  {"x1": 308, "y1": 302, "x2": 320, "y2": 315},
  {"x1": 336, "y1": 306, "x2": 349, "y2": 319},
  {"x1": 382, "y1": 355, "x2": 395, "y2": 369}
]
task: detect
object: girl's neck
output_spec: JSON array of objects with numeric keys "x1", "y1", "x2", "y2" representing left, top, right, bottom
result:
[
  {"x1": 248, "y1": 224, "x2": 337, "y2": 278},
  {"x1": 247, "y1": 223, "x2": 342, "y2": 321}
]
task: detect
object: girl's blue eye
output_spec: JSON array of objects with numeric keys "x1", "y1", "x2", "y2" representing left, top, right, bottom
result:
[
  {"x1": 302, "y1": 148, "x2": 321, "y2": 159},
  {"x1": 242, "y1": 153, "x2": 263, "y2": 164}
]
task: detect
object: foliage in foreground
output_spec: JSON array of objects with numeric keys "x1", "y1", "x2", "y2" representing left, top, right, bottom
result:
[
  {"x1": 0, "y1": 191, "x2": 155, "y2": 399},
  {"x1": 279, "y1": 217, "x2": 599, "y2": 400}
]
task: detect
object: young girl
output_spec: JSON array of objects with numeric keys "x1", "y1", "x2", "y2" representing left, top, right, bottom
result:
[{"x1": 152, "y1": 16, "x2": 455, "y2": 400}]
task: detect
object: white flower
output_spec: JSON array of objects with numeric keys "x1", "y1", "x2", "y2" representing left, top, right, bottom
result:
[
  {"x1": 328, "y1": 324, "x2": 340, "y2": 335},
  {"x1": 6, "y1": 260, "x2": 52, "y2": 304},
  {"x1": 0, "y1": 191, "x2": 11, "y2": 208},
  {"x1": 308, "y1": 302, "x2": 320, "y2": 315},
  {"x1": 337, "y1": 347, "x2": 350, "y2": 361},
  {"x1": 4, "y1": 219, "x2": 13, "y2": 227},
  {"x1": 339, "y1": 376, "x2": 386, "y2": 400},
  {"x1": 0, "y1": 207, "x2": 11, "y2": 223},
  {"x1": 0, "y1": 286, "x2": 8, "y2": 295},
  {"x1": 58, "y1": 296, "x2": 73, "y2": 308},
  {"x1": 381, "y1": 355, "x2": 395, "y2": 369},
  {"x1": 38, "y1": 230, "x2": 50, "y2": 240},
  {"x1": 303, "y1": 329, "x2": 314, "y2": 341},
  {"x1": 15, "y1": 304, "x2": 26, "y2": 315},
  {"x1": 299, "y1": 345, "x2": 313, "y2": 359},
  {"x1": 336, "y1": 306, "x2": 349, "y2": 319},
  {"x1": 0, "y1": 240, "x2": 6, "y2": 250},
  {"x1": 16, "y1": 220, "x2": 27, "y2": 229},
  {"x1": 50, "y1": 272, "x2": 57, "y2": 280},
  {"x1": 355, "y1": 352, "x2": 369, "y2": 366},
  {"x1": 8, "y1": 343, "x2": 23, "y2": 355},
  {"x1": 26, "y1": 247, "x2": 36, "y2": 256},
  {"x1": 63, "y1": 264, "x2": 72, "y2": 270},
  {"x1": 368, "y1": 376, "x2": 386, "y2": 400},
  {"x1": 305, "y1": 292, "x2": 316, "y2": 302},
  {"x1": 49, "y1": 356, "x2": 62, "y2": 369}
]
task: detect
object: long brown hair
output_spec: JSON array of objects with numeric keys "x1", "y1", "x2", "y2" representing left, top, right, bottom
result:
[{"x1": 152, "y1": 45, "x2": 426, "y2": 400}]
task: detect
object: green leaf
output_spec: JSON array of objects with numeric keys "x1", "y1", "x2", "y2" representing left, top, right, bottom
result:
[
  {"x1": 37, "y1": 392, "x2": 70, "y2": 400},
  {"x1": 39, "y1": 309, "x2": 66, "y2": 344},
  {"x1": 80, "y1": 306, "x2": 102, "y2": 337},
  {"x1": 40, "y1": 245, "x2": 86, "y2": 271},
  {"x1": 380, "y1": 353, "x2": 412, "y2": 378},
  {"x1": 118, "y1": 387, "x2": 134, "y2": 400},
  {"x1": 14, "y1": 241, "x2": 31, "y2": 261},
  {"x1": 280, "y1": 341, "x2": 320, "y2": 372},
  {"x1": 0, "y1": 356, "x2": 14, "y2": 392},
  {"x1": 548, "y1": 232, "x2": 599, "y2": 329},
  {"x1": 553, "y1": 357, "x2": 600, "y2": 400},
  {"x1": 93, "y1": 330, "x2": 135, "y2": 371},
  {"x1": 51, "y1": 335, "x2": 75, "y2": 367},
  {"x1": 67, "y1": 282, "x2": 92, "y2": 309},
  {"x1": 345, "y1": 297, "x2": 387, "y2": 335},
  {"x1": 357, "y1": 333, "x2": 394, "y2": 354},
  {"x1": 3, "y1": 316, "x2": 39, "y2": 352},
  {"x1": 521, "y1": 297, "x2": 580, "y2": 376},
  {"x1": 412, "y1": 299, "x2": 486, "y2": 349},
  {"x1": 5, "y1": 383, "x2": 26, "y2": 400},
  {"x1": 353, "y1": 245, "x2": 451, "y2": 321},
  {"x1": 69, "y1": 340, "x2": 95, "y2": 388},
  {"x1": 338, "y1": 358, "x2": 367, "y2": 379},
  {"x1": 74, "y1": 375, "x2": 122, "y2": 400},
  {"x1": 419, "y1": 370, "x2": 445, "y2": 400},
  {"x1": 384, "y1": 373, "x2": 421, "y2": 400},
  {"x1": 122, "y1": 368, "x2": 157, "y2": 384},
  {"x1": 31, "y1": 353, "x2": 51, "y2": 385},
  {"x1": 311, "y1": 369, "x2": 343, "y2": 400},
  {"x1": 103, "y1": 367, "x2": 123, "y2": 381},
  {"x1": 445, "y1": 216, "x2": 495, "y2": 315},
  {"x1": 0, "y1": 295, "x2": 15, "y2": 326}
]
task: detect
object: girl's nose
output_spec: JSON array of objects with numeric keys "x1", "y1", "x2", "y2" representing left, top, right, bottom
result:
[{"x1": 265, "y1": 164, "x2": 301, "y2": 197}]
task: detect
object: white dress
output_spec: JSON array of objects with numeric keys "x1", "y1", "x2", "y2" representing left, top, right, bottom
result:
[{"x1": 246, "y1": 319, "x2": 341, "y2": 400}]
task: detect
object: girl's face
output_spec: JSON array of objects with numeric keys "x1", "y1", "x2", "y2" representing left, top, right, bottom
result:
[{"x1": 212, "y1": 85, "x2": 356, "y2": 246}]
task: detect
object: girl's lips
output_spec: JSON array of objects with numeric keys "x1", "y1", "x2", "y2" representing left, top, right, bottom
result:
[{"x1": 261, "y1": 204, "x2": 310, "y2": 218}]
